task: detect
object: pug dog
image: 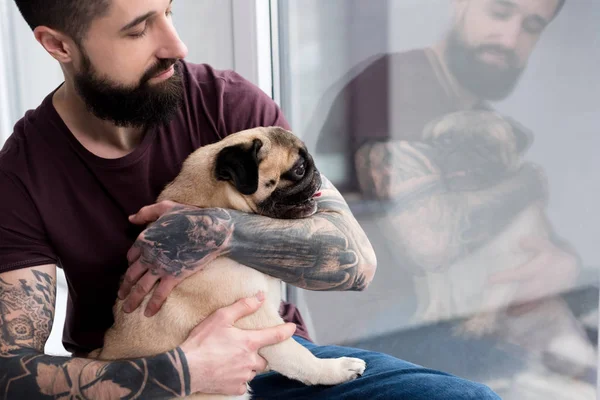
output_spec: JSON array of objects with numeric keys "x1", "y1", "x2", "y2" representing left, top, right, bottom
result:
[
  {"x1": 93, "y1": 127, "x2": 366, "y2": 399},
  {"x1": 356, "y1": 110, "x2": 549, "y2": 335},
  {"x1": 416, "y1": 110, "x2": 550, "y2": 336},
  {"x1": 422, "y1": 110, "x2": 530, "y2": 192}
]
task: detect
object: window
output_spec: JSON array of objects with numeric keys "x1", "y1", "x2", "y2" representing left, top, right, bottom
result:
[{"x1": 273, "y1": 1, "x2": 600, "y2": 397}]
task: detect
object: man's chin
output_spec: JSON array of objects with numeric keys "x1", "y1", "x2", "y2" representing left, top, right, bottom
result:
[{"x1": 76, "y1": 76, "x2": 183, "y2": 128}]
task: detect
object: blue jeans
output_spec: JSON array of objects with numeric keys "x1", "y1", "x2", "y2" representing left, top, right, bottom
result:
[{"x1": 249, "y1": 336, "x2": 500, "y2": 399}]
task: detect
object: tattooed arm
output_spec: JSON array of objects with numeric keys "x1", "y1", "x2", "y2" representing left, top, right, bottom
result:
[
  {"x1": 227, "y1": 176, "x2": 376, "y2": 290},
  {"x1": 119, "y1": 176, "x2": 377, "y2": 316},
  {"x1": 353, "y1": 140, "x2": 548, "y2": 270},
  {"x1": 0, "y1": 265, "x2": 192, "y2": 399}
]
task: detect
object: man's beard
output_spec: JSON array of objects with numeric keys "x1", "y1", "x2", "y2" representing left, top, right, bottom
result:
[
  {"x1": 445, "y1": 27, "x2": 524, "y2": 101},
  {"x1": 74, "y1": 53, "x2": 184, "y2": 128}
]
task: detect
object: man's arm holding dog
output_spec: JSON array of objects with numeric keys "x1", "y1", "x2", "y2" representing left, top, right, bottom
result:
[
  {"x1": 0, "y1": 265, "x2": 192, "y2": 399},
  {"x1": 354, "y1": 139, "x2": 550, "y2": 253},
  {"x1": 0, "y1": 266, "x2": 294, "y2": 399},
  {"x1": 119, "y1": 176, "x2": 377, "y2": 316},
  {"x1": 354, "y1": 139, "x2": 580, "y2": 297}
]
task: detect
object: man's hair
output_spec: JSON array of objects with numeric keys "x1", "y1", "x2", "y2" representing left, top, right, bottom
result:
[{"x1": 13, "y1": 0, "x2": 111, "y2": 43}]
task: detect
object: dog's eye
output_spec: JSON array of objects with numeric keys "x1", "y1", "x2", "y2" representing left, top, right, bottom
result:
[{"x1": 294, "y1": 163, "x2": 306, "y2": 178}]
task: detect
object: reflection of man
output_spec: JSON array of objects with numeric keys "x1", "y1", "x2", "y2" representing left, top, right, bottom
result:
[
  {"x1": 320, "y1": 0, "x2": 593, "y2": 377},
  {"x1": 357, "y1": 0, "x2": 578, "y2": 301}
]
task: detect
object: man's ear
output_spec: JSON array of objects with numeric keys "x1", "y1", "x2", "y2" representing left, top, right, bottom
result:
[
  {"x1": 33, "y1": 26, "x2": 76, "y2": 64},
  {"x1": 215, "y1": 139, "x2": 263, "y2": 195}
]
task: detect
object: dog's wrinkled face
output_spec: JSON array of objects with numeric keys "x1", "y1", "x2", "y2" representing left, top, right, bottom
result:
[
  {"x1": 214, "y1": 127, "x2": 322, "y2": 219},
  {"x1": 422, "y1": 110, "x2": 530, "y2": 191}
]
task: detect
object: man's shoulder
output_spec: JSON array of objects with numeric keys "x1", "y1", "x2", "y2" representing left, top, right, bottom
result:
[
  {"x1": 180, "y1": 60, "x2": 256, "y2": 92},
  {"x1": 345, "y1": 47, "x2": 435, "y2": 93},
  {"x1": 358, "y1": 48, "x2": 431, "y2": 75},
  {"x1": 0, "y1": 113, "x2": 37, "y2": 169},
  {"x1": 0, "y1": 95, "x2": 54, "y2": 177}
]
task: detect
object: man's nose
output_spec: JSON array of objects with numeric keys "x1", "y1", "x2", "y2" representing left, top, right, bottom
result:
[
  {"x1": 496, "y1": 20, "x2": 522, "y2": 50},
  {"x1": 156, "y1": 25, "x2": 189, "y2": 60}
]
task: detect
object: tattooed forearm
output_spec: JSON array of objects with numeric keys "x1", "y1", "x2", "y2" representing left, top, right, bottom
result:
[
  {"x1": 136, "y1": 208, "x2": 234, "y2": 277},
  {"x1": 134, "y1": 177, "x2": 376, "y2": 291},
  {"x1": 229, "y1": 176, "x2": 376, "y2": 290},
  {"x1": 355, "y1": 140, "x2": 548, "y2": 270},
  {"x1": 1, "y1": 347, "x2": 190, "y2": 400},
  {"x1": 0, "y1": 269, "x2": 191, "y2": 399},
  {"x1": 355, "y1": 140, "x2": 445, "y2": 201}
]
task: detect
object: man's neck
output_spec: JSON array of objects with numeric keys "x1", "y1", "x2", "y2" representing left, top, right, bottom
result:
[
  {"x1": 430, "y1": 41, "x2": 481, "y2": 109},
  {"x1": 52, "y1": 81, "x2": 145, "y2": 159}
]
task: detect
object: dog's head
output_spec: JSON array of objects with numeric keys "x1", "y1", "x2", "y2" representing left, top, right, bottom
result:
[
  {"x1": 422, "y1": 110, "x2": 531, "y2": 191},
  {"x1": 160, "y1": 127, "x2": 322, "y2": 219}
]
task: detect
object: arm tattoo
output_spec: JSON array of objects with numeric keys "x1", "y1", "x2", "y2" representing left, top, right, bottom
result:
[
  {"x1": 0, "y1": 270, "x2": 55, "y2": 355},
  {"x1": 137, "y1": 208, "x2": 234, "y2": 277},
  {"x1": 135, "y1": 177, "x2": 376, "y2": 291},
  {"x1": 0, "y1": 270, "x2": 191, "y2": 399},
  {"x1": 228, "y1": 177, "x2": 375, "y2": 291},
  {"x1": 355, "y1": 140, "x2": 548, "y2": 271}
]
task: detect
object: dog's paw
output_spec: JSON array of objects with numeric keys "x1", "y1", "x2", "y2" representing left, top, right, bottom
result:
[
  {"x1": 315, "y1": 357, "x2": 366, "y2": 385},
  {"x1": 338, "y1": 357, "x2": 366, "y2": 380},
  {"x1": 454, "y1": 313, "x2": 498, "y2": 338}
]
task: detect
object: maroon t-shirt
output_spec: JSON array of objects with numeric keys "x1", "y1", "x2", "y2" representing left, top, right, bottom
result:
[
  {"x1": 0, "y1": 60, "x2": 311, "y2": 354},
  {"x1": 349, "y1": 48, "x2": 468, "y2": 149},
  {"x1": 315, "y1": 48, "x2": 468, "y2": 191}
]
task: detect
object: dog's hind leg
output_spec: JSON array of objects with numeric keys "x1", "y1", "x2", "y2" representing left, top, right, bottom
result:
[{"x1": 234, "y1": 299, "x2": 365, "y2": 386}]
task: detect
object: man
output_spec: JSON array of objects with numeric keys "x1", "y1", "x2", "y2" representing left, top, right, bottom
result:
[
  {"x1": 315, "y1": 0, "x2": 592, "y2": 382},
  {"x1": 0, "y1": 0, "x2": 499, "y2": 398}
]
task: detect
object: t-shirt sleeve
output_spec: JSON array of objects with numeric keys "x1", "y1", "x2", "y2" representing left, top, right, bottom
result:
[
  {"x1": 218, "y1": 71, "x2": 291, "y2": 135},
  {"x1": 347, "y1": 55, "x2": 393, "y2": 151},
  {"x1": 349, "y1": 50, "x2": 458, "y2": 151},
  {"x1": 0, "y1": 171, "x2": 58, "y2": 273}
]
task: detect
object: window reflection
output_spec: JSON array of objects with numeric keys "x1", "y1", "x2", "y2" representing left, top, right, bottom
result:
[{"x1": 280, "y1": 0, "x2": 599, "y2": 398}]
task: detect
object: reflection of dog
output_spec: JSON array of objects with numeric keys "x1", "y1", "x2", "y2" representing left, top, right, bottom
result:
[
  {"x1": 94, "y1": 127, "x2": 366, "y2": 399},
  {"x1": 423, "y1": 110, "x2": 529, "y2": 192},
  {"x1": 375, "y1": 111, "x2": 549, "y2": 335}
]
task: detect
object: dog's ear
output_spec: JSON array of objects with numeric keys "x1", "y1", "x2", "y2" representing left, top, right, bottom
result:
[
  {"x1": 505, "y1": 117, "x2": 534, "y2": 154},
  {"x1": 215, "y1": 139, "x2": 263, "y2": 195}
]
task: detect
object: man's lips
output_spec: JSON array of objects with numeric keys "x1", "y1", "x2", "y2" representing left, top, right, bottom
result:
[{"x1": 153, "y1": 65, "x2": 175, "y2": 78}]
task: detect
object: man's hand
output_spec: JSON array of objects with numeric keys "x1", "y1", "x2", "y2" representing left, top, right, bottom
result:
[
  {"x1": 488, "y1": 236, "x2": 579, "y2": 306},
  {"x1": 119, "y1": 201, "x2": 234, "y2": 317},
  {"x1": 181, "y1": 292, "x2": 296, "y2": 396}
]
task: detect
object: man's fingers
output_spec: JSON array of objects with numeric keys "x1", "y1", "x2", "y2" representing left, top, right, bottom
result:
[
  {"x1": 253, "y1": 355, "x2": 268, "y2": 372},
  {"x1": 129, "y1": 201, "x2": 177, "y2": 225},
  {"x1": 123, "y1": 272, "x2": 159, "y2": 313},
  {"x1": 220, "y1": 292, "x2": 266, "y2": 323},
  {"x1": 248, "y1": 323, "x2": 297, "y2": 350},
  {"x1": 126, "y1": 245, "x2": 142, "y2": 265},
  {"x1": 144, "y1": 278, "x2": 179, "y2": 317},
  {"x1": 118, "y1": 261, "x2": 148, "y2": 299}
]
